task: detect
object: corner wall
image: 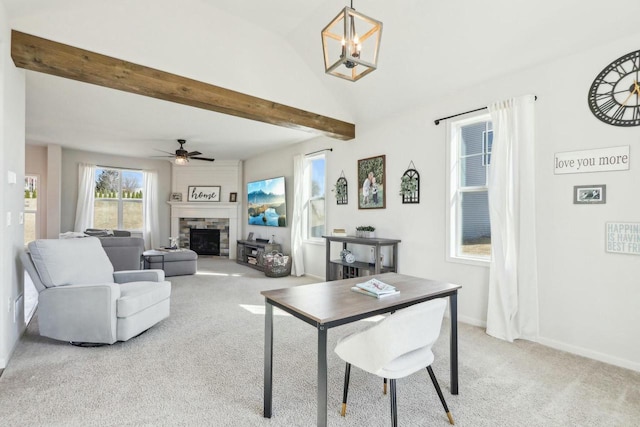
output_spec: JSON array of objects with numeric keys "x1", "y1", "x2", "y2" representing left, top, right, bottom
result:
[
  {"x1": 0, "y1": 3, "x2": 26, "y2": 368},
  {"x1": 245, "y1": 32, "x2": 640, "y2": 371}
]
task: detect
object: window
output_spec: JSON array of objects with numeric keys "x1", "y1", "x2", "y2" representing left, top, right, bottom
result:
[
  {"x1": 93, "y1": 167, "x2": 143, "y2": 231},
  {"x1": 448, "y1": 113, "x2": 492, "y2": 262},
  {"x1": 24, "y1": 175, "x2": 39, "y2": 245},
  {"x1": 304, "y1": 154, "x2": 326, "y2": 240}
]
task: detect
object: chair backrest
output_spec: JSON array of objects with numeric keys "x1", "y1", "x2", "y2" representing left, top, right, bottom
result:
[
  {"x1": 336, "y1": 298, "x2": 448, "y2": 374},
  {"x1": 27, "y1": 237, "x2": 114, "y2": 288}
]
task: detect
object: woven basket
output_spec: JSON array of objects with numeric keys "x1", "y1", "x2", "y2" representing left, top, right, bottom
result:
[{"x1": 264, "y1": 251, "x2": 292, "y2": 278}]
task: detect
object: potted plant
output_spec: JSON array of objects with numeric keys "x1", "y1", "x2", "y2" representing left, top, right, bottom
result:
[{"x1": 356, "y1": 225, "x2": 376, "y2": 238}]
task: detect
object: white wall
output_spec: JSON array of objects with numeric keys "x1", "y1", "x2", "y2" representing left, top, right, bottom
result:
[
  {"x1": 0, "y1": 1, "x2": 26, "y2": 368},
  {"x1": 45, "y1": 144, "x2": 61, "y2": 238},
  {"x1": 171, "y1": 160, "x2": 242, "y2": 202},
  {"x1": 59, "y1": 148, "x2": 172, "y2": 245},
  {"x1": 246, "y1": 32, "x2": 640, "y2": 371}
]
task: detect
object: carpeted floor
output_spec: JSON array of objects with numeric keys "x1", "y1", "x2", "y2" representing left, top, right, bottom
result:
[{"x1": 1, "y1": 257, "x2": 639, "y2": 426}]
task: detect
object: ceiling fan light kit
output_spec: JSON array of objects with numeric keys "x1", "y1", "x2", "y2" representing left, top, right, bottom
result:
[
  {"x1": 321, "y1": 1, "x2": 382, "y2": 82},
  {"x1": 174, "y1": 156, "x2": 188, "y2": 165}
]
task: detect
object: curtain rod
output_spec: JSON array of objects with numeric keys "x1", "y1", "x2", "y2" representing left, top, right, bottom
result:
[
  {"x1": 96, "y1": 164, "x2": 143, "y2": 171},
  {"x1": 433, "y1": 96, "x2": 538, "y2": 125},
  {"x1": 305, "y1": 148, "x2": 333, "y2": 156}
]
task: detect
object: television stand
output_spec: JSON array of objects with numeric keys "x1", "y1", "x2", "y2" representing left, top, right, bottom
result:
[{"x1": 236, "y1": 240, "x2": 281, "y2": 272}]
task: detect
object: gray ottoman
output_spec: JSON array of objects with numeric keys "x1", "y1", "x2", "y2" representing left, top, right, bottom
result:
[{"x1": 143, "y1": 249, "x2": 198, "y2": 277}]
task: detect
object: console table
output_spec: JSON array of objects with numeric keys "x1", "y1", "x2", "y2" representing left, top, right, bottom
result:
[
  {"x1": 323, "y1": 235, "x2": 401, "y2": 281},
  {"x1": 236, "y1": 240, "x2": 281, "y2": 271}
]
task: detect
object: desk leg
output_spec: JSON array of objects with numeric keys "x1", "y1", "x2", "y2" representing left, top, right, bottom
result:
[
  {"x1": 450, "y1": 292, "x2": 459, "y2": 395},
  {"x1": 317, "y1": 326, "x2": 328, "y2": 427},
  {"x1": 264, "y1": 302, "x2": 273, "y2": 418}
]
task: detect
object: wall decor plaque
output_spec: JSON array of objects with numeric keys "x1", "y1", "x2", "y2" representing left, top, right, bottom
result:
[
  {"x1": 188, "y1": 186, "x2": 221, "y2": 202},
  {"x1": 606, "y1": 222, "x2": 640, "y2": 255},
  {"x1": 554, "y1": 146, "x2": 629, "y2": 174}
]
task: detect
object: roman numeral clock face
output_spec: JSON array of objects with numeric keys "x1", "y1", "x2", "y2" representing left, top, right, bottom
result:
[{"x1": 588, "y1": 49, "x2": 640, "y2": 127}]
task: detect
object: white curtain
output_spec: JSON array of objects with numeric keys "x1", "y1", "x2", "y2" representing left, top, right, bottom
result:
[
  {"x1": 290, "y1": 154, "x2": 306, "y2": 276},
  {"x1": 143, "y1": 170, "x2": 160, "y2": 250},
  {"x1": 486, "y1": 94, "x2": 539, "y2": 342},
  {"x1": 74, "y1": 163, "x2": 96, "y2": 232}
]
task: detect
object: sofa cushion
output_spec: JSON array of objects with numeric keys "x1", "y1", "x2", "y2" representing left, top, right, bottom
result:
[
  {"x1": 85, "y1": 228, "x2": 132, "y2": 237},
  {"x1": 117, "y1": 281, "x2": 172, "y2": 318},
  {"x1": 28, "y1": 237, "x2": 114, "y2": 288},
  {"x1": 99, "y1": 237, "x2": 145, "y2": 271}
]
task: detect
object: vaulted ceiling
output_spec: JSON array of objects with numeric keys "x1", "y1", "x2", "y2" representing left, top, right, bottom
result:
[{"x1": 5, "y1": 0, "x2": 640, "y2": 160}]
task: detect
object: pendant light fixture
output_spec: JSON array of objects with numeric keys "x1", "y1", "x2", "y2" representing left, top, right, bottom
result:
[{"x1": 321, "y1": 0, "x2": 383, "y2": 82}]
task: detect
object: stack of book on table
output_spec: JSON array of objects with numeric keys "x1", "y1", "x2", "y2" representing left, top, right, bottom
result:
[{"x1": 351, "y1": 278, "x2": 400, "y2": 299}]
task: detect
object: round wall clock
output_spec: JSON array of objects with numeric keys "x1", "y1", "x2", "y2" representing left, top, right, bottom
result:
[{"x1": 588, "y1": 49, "x2": 640, "y2": 127}]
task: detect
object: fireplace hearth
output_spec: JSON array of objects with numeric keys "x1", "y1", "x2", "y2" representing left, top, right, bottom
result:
[{"x1": 190, "y1": 229, "x2": 221, "y2": 255}]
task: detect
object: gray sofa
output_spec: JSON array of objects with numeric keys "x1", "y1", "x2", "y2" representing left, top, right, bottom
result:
[
  {"x1": 22, "y1": 237, "x2": 171, "y2": 345},
  {"x1": 99, "y1": 237, "x2": 145, "y2": 271},
  {"x1": 84, "y1": 229, "x2": 145, "y2": 271}
]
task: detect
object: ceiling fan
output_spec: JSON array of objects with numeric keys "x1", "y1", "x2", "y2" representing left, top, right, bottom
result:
[{"x1": 152, "y1": 139, "x2": 215, "y2": 164}]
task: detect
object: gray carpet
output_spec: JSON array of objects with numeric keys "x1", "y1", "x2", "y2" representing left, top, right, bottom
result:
[{"x1": 1, "y1": 257, "x2": 639, "y2": 426}]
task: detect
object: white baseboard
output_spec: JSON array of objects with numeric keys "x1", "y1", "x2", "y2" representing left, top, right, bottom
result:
[
  {"x1": 447, "y1": 315, "x2": 639, "y2": 372},
  {"x1": 537, "y1": 336, "x2": 640, "y2": 373},
  {"x1": 303, "y1": 273, "x2": 324, "y2": 281},
  {"x1": 457, "y1": 315, "x2": 486, "y2": 328}
]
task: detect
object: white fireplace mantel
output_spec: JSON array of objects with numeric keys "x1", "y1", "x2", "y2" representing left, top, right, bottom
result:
[{"x1": 168, "y1": 201, "x2": 239, "y2": 259}]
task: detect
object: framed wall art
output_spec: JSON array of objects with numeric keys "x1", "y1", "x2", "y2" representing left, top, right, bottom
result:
[
  {"x1": 187, "y1": 186, "x2": 221, "y2": 202},
  {"x1": 230, "y1": 192, "x2": 237, "y2": 202},
  {"x1": 358, "y1": 154, "x2": 386, "y2": 209},
  {"x1": 170, "y1": 192, "x2": 182, "y2": 202},
  {"x1": 574, "y1": 185, "x2": 606, "y2": 204}
]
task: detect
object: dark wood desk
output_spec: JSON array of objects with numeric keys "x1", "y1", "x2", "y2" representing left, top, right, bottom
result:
[{"x1": 262, "y1": 273, "x2": 461, "y2": 427}]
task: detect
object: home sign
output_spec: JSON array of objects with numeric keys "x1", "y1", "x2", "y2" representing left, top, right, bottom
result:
[{"x1": 188, "y1": 186, "x2": 221, "y2": 202}]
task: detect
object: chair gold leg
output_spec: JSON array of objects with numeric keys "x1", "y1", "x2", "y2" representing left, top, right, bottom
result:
[
  {"x1": 447, "y1": 411, "x2": 455, "y2": 425},
  {"x1": 383, "y1": 378, "x2": 387, "y2": 395},
  {"x1": 426, "y1": 366, "x2": 454, "y2": 425},
  {"x1": 342, "y1": 362, "x2": 351, "y2": 417}
]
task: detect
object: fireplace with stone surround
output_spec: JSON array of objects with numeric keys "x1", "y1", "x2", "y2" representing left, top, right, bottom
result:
[
  {"x1": 169, "y1": 202, "x2": 238, "y2": 259},
  {"x1": 180, "y1": 219, "x2": 226, "y2": 255}
]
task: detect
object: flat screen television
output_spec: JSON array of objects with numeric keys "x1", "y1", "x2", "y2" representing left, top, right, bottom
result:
[{"x1": 247, "y1": 176, "x2": 287, "y2": 227}]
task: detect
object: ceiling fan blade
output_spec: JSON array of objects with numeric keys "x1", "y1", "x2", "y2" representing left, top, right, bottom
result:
[
  {"x1": 150, "y1": 155, "x2": 176, "y2": 158},
  {"x1": 153, "y1": 148, "x2": 176, "y2": 155},
  {"x1": 187, "y1": 151, "x2": 202, "y2": 156},
  {"x1": 190, "y1": 157, "x2": 215, "y2": 162}
]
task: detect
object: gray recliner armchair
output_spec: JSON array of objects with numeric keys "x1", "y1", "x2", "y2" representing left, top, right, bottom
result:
[{"x1": 22, "y1": 237, "x2": 171, "y2": 345}]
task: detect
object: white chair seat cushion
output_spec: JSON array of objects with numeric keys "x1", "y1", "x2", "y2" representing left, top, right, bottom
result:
[
  {"x1": 376, "y1": 347, "x2": 435, "y2": 379},
  {"x1": 117, "y1": 281, "x2": 171, "y2": 318},
  {"x1": 28, "y1": 237, "x2": 114, "y2": 287},
  {"x1": 335, "y1": 299, "x2": 448, "y2": 379}
]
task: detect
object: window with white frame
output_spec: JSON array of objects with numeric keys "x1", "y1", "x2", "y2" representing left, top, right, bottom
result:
[
  {"x1": 304, "y1": 154, "x2": 326, "y2": 240},
  {"x1": 448, "y1": 113, "x2": 493, "y2": 262},
  {"x1": 93, "y1": 167, "x2": 144, "y2": 231}
]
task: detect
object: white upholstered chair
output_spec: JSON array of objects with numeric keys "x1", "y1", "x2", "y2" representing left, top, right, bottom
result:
[
  {"x1": 22, "y1": 237, "x2": 171, "y2": 345},
  {"x1": 334, "y1": 298, "x2": 454, "y2": 426}
]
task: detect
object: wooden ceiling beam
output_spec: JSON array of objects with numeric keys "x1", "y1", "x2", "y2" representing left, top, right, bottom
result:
[{"x1": 10, "y1": 30, "x2": 355, "y2": 140}]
